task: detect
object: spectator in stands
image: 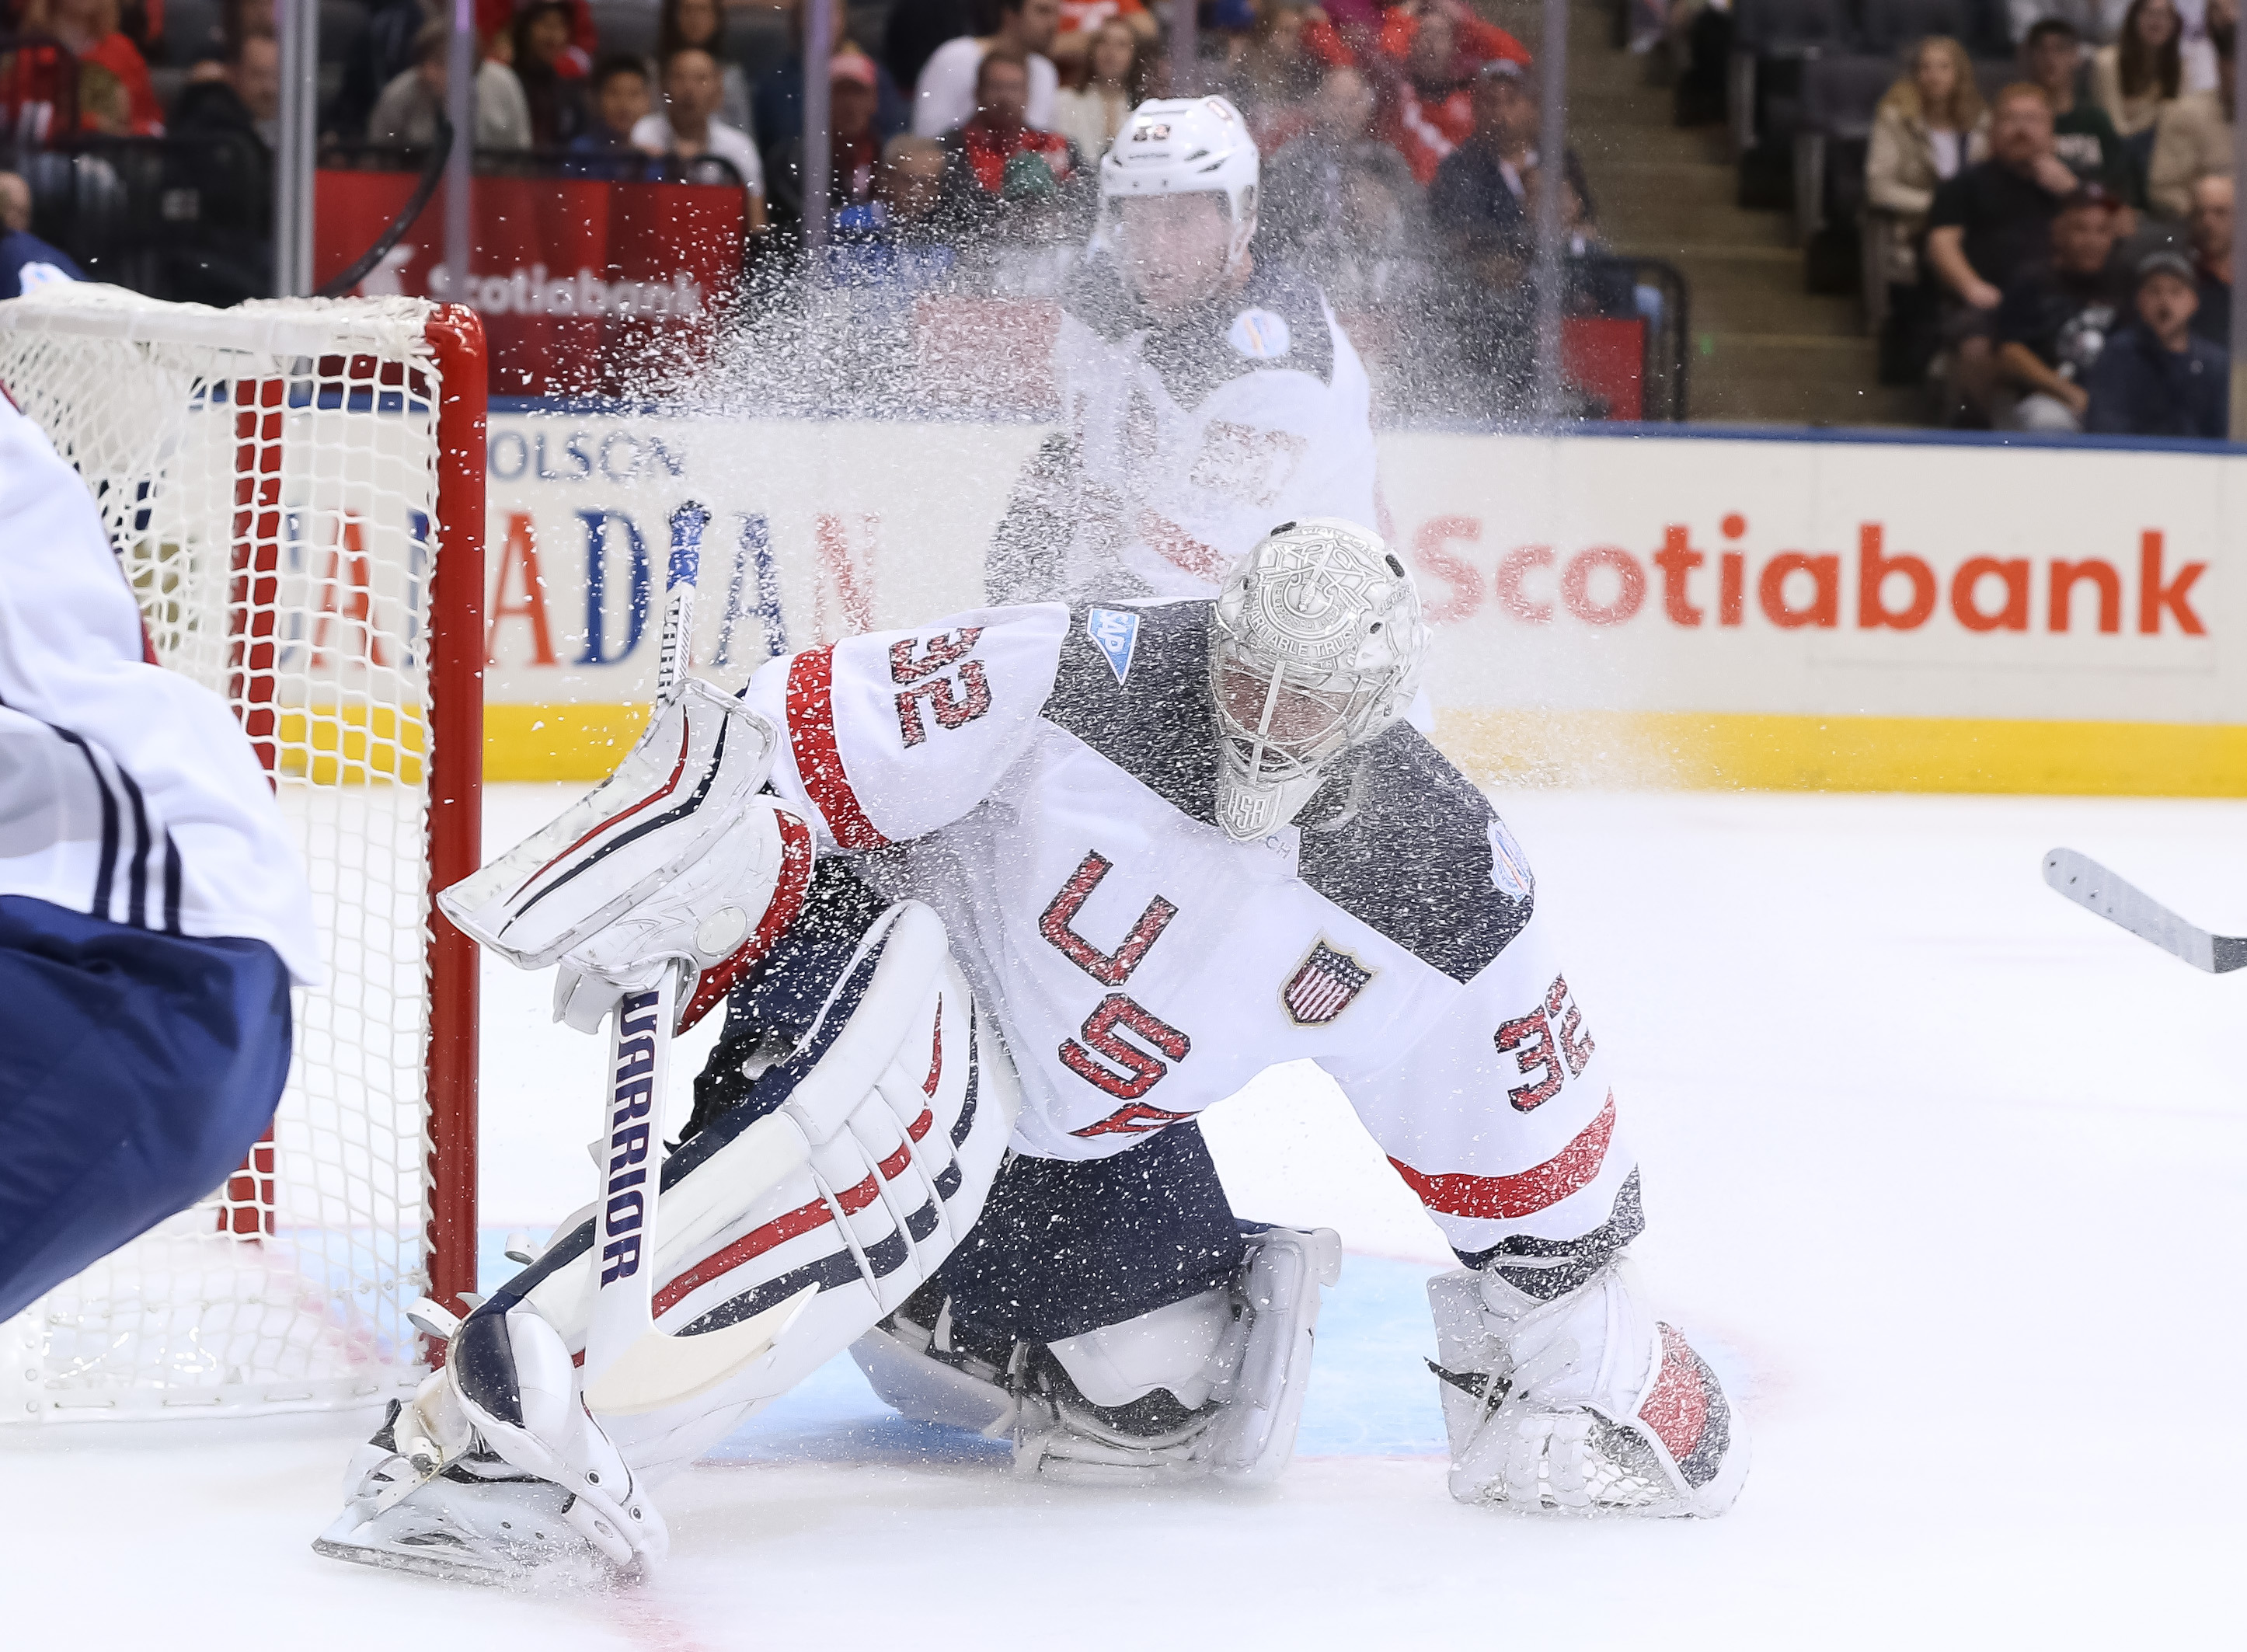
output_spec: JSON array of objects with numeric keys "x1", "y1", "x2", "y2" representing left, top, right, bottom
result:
[
  {"x1": 661, "y1": 0, "x2": 753, "y2": 136},
  {"x1": 875, "y1": 133, "x2": 951, "y2": 235},
  {"x1": 165, "y1": 30, "x2": 277, "y2": 303},
  {"x1": 636, "y1": 46, "x2": 769, "y2": 225},
  {"x1": 1867, "y1": 37, "x2": 1990, "y2": 290},
  {"x1": 2186, "y1": 170, "x2": 2233, "y2": 338},
  {"x1": 2085, "y1": 247, "x2": 2229, "y2": 431},
  {"x1": 370, "y1": 19, "x2": 531, "y2": 150},
  {"x1": 1228, "y1": 2, "x2": 1322, "y2": 142},
  {"x1": 824, "y1": 134, "x2": 957, "y2": 321},
  {"x1": 753, "y1": 7, "x2": 909, "y2": 168},
  {"x1": 884, "y1": 0, "x2": 973, "y2": 103},
  {"x1": 1263, "y1": 64, "x2": 1420, "y2": 258},
  {"x1": 0, "y1": 169, "x2": 83, "y2": 296},
  {"x1": 939, "y1": 48, "x2": 1081, "y2": 218},
  {"x1": 914, "y1": 0, "x2": 1062, "y2": 139},
  {"x1": 768, "y1": 49, "x2": 890, "y2": 225},
  {"x1": 1054, "y1": 0, "x2": 1157, "y2": 77},
  {"x1": 2008, "y1": 0, "x2": 2132, "y2": 44},
  {"x1": 332, "y1": 0, "x2": 425, "y2": 142},
  {"x1": 1371, "y1": 0, "x2": 1530, "y2": 180},
  {"x1": 2092, "y1": 0, "x2": 2183, "y2": 160},
  {"x1": 2026, "y1": 18, "x2": 2134, "y2": 196},
  {"x1": 179, "y1": 26, "x2": 278, "y2": 144},
  {"x1": 1051, "y1": 17, "x2": 1141, "y2": 165},
  {"x1": 1926, "y1": 82, "x2": 2083, "y2": 418},
  {"x1": 1428, "y1": 59, "x2": 1594, "y2": 266},
  {"x1": 2148, "y1": 19, "x2": 2234, "y2": 214},
  {"x1": 566, "y1": 54, "x2": 656, "y2": 179},
  {"x1": 512, "y1": 1, "x2": 588, "y2": 148},
  {"x1": 1992, "y1": 185, "x2": 2130, "y2": 429},
  {"x1": 1380, "y1": 6, "x2": 1500, "y2": 187},
  {"x1": 23, "y1": 0, "x2": 163, "y2": 134}
]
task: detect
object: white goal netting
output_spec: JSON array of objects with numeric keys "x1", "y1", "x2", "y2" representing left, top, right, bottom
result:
[{"x1": 0, "y1": 287, "x2": 471, "y2": 1423}]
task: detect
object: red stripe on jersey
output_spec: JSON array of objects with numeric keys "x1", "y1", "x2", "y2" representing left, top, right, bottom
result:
[
  {"x1": 1388, "y1": 1093, "x2": 1617, "y2": 1221},
  {"x1": 651, "y1": 1193, "x2": 833, "y2": 1318},
  {"x1": 786, "y1": 645, "x2": 890, "y2": 851},
  {"x1": 1138, "y1": 508, "x2": 1231, "y2": 584},
  {"x1": 1638, "y1": 1324, "x2": 1712, "y2": 1464},
  {"x1": 907, "y1": 1107, "x2": 934, "y2": 1141},
  {"x1": 836, "y1": 1173, "x2": 881, "y2": 1214},
  {"x1": 878, "y1": 1141, "x2": 914, "y2": 1180}
]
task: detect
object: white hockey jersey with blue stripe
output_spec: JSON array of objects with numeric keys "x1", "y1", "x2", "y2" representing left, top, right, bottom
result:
[{"x1": 0, "y1": 393, "x2": 319, "y2": 981}]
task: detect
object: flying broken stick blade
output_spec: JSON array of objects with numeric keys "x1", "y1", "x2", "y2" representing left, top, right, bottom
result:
[{"x1": 2041, "y1": 847, "x2": 2247, "y2": 974}]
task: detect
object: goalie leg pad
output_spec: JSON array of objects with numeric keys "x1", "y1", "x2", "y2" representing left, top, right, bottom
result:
[
  {"x1": 1428, "y1": 1260, "x2": 1750, "y2": 1518},
  {"x1": 477, "y1": 899, "x2": 1021, "y2": 1486}
]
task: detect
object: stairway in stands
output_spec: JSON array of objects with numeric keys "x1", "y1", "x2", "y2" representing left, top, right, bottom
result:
[{"x1": 1549, "y1": 0, "x2": 1921, "y2": 424}]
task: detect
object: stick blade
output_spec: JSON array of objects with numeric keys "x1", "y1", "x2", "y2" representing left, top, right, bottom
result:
[
  {"x1": 2043, "y1": 848, "x2": 2220, "y2": 972},
  {"x1": 581, "y1": 1283, "x2": 819, "y2": 1417}
]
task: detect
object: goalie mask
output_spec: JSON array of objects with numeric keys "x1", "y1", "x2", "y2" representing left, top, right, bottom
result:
[{"x1": 1209, "y1": 519, "x2": 1429, "y2": 842}]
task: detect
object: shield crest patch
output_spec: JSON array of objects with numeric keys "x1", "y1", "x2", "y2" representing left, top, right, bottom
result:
[{"x1": 1282, "y1": 939, "x2": 1375, "y2": 1026}]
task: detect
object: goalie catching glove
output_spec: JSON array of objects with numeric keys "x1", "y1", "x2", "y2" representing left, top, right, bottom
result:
[
  {"x1": 1427, "y1": 1261, "x2": 1749, "y2": 1518},
  {"x1": 437, "y1": 679, "x2": 813, "y2": 1035}
]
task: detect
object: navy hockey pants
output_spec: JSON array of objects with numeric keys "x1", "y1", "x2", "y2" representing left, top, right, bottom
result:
[
  {"x1": 933, "y1": 1121, "x2": 1248, "y2": 1344},
  {"x1": 0, "y1": 894, "x2": 291, "y2": 1322}
]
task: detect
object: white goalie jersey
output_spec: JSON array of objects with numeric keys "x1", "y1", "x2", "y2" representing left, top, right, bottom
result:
[
  {"x1": 741, "y1": 601, "x2": 1639, "y2": 1272},
  {"x1": 989, "y1": 259, "x2": 1380, "y2": 605}
]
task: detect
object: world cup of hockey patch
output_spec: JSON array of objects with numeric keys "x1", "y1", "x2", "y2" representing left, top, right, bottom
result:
[
  {"x1": 1488, "y1": 817, "x2": 1535, "y2": 903},
  {"x1": 1282, "y1": 939, "x2": 1374, "y2": 1026},
  {"x1": 1227, "y1": 307, "x2": 1293, "y2": 360},
  {"x1": 1086, "y1": 607, "x2": 1140, "y2": 685}
]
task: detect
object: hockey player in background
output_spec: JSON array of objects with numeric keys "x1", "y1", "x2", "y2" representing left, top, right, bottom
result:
[
  {"x1": 988, "y1": 95, "x2": 1381, "y2": 603},
  {"x1": 320, "y1": 519, "x2": 1747, "y2": 1586},
  {"x1": 0, "y1": 389, "x2": 316, "y2": 1323}
]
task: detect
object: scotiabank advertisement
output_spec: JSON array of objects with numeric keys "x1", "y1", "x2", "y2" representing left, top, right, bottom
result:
[
  {"x1": 474, "y1": 414, "x2": 2245, "y2": 792},
  {"x1": 313, "y1": 173, "x2": 744, "y2": 397}
]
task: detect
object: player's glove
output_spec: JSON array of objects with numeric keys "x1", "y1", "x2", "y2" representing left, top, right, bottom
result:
[
  {"x1": 439, "y1": 678, "x2": 813, "y2": 1036},
  {"x1": 1427, "y1": 1261, "x2": 1750, "y2": 1517}
]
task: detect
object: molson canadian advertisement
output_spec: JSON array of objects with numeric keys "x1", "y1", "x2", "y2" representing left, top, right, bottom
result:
[{"x1": 472, "y1": 414, "x2": 2244, "y2": 794}]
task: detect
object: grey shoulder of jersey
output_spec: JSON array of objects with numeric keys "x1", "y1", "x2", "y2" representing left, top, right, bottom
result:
[
  {"x1": 1137, "y1": 260, "x2": 1339, "y2": 407},
  {"x1": 1040, "y1": 599, "x2": 1222, "y2": 828},
  {"x1": 1296, "y1": 724, "x2": 1533, "y2": 984},
  {"x1": 1061, "y1": 255, "x2": 1140, "y2": 343}
]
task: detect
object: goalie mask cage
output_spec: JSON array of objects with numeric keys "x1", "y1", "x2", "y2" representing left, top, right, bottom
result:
[{"x1": 0, "y1": 288, "x2": 485, "y2": 1424}]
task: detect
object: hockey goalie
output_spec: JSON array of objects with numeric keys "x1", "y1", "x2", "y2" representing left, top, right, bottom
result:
[{"x1": 316, "y1": 520, "x2": 1747, "y2": 1585}]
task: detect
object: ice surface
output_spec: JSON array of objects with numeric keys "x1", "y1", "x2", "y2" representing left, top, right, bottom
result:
[{"x1": 6, "y1": 786, "x2": 2243, "y2": 1648}]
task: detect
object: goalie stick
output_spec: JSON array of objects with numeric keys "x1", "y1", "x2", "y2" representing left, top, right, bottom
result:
[
  {"x1": 2042, "y1": 848, "x2": 2247, "y2": 974},
  {"x1": 578, "y1": 500, "x2": 814, "y2": 1415}
]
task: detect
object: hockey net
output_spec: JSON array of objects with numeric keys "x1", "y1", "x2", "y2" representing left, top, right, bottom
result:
[{"x1": 0, "y1": 287, "x2": 485, "y2": 1423}]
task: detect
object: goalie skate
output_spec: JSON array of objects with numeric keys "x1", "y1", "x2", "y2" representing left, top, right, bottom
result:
[{"x1": 315, "y1": 1415, "x2": 650, "y2": 1590}]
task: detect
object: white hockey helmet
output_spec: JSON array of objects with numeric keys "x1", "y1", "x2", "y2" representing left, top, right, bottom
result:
[
  {"x1": 1208, "y1": 519, "x2": 1429, "y2": 842},
  {"x1": 1099, "y1": 95, "x2": 1260, "y2": 274}
]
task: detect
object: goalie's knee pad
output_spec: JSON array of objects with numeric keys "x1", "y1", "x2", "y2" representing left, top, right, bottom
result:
[
  {"x1": 1428, "y1": 1260, "x2": 1750, "y2": 1518},
  {"x1": 474, "y1": 897, "x2": 1022, "y2": 1486},
  {"x1": 314, "y1": 1302, "x2": 667, "y2": 1588},
  {"x1": 855, "y1": 1224, "x2": 1342, "y2": 1485}
]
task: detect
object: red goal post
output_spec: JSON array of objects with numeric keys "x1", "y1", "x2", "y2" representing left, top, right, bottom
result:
[{"x1": 0, "y1": 288, "x2": 485, "y2": 1423}]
